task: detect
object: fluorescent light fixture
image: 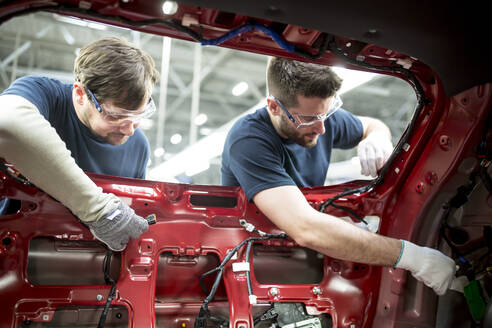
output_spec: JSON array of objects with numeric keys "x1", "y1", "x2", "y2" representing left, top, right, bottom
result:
[
  {"x1": 332, "y1": 67, "x2": 377, "y2": 94},
  {"x1": 154, "y1": 147, "x2": 165, "y2": 157},
  {"x1": 170, "y1": 133, "x2": 182, "y2": 145},
  {"x1": 53, "y1": 14, "x2": 108, "y2": 31},
  {"x1": 162, "y1": 1, "x2": 179, "y2": 15},
  {"x1": 194, "y1": 113, "x2": 208, "y2": 126},
  {"x1": 87, "y1": 22, "x2": 108, "y2": 31},
  {"x1": 232, "y1": 81, "x2": 248, "y2": 96}
]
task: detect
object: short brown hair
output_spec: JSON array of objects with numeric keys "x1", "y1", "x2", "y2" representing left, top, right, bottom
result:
[
  {"x1": 74, "y1": 37, "x2": 159, "y2": 110},
  {"x1": 266, "y1": 57, "x2": 342, "y2": 107}
]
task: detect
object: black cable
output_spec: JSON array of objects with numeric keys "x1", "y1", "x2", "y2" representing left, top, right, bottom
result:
[
  {"x1": 245, "y1": 241, "x2": 254, "y2": 296},
  {"x1": 479, "y1": 165, "x2": 492, "y2": 194},
  {"x1": 319, "y1": 34, "x2": 427, "y2": 214},
  {"x1": 195, "y1": 233, "x2": 286, "y2": 328},
  {"x1": 98, "y1": 249, "x2": 117, "y2": 328},
  {"x1": 0, "y1": 161, "x2": 33, "y2": 186}
]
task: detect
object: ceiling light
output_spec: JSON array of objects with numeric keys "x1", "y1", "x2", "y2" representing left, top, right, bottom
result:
[
  {"x1": 154, "y1": 147, "x2": 165, "y2": 157},
  {"x1": 232, "y1": 81, "x2": 248, "y2": 96},
  {"x1": 170, "y1": 133, "x2": 182, "y2": 145},
  {"x1": 162, "y1": 1, "x2": 179, "y2": 15},
  {"x1": 53, "y1": 14, "x2": 107, "y2": 30},
  {"x1": 194, "y1": 113, "x2": 208, "y2": 126}
]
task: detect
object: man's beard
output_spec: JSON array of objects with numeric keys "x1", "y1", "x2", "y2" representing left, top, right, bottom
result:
[
  {"x1": 99, "y1": 132, "x2": 129, "y2": 145},
  {"x1": 278, "y1": 114, "x2": 319, "y2": 148}
]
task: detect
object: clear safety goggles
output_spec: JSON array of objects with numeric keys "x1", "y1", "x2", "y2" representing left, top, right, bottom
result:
[
  {"x1": 87, "y1": 88, "x2": 156, "y2": 125},
  {"x1": 272, "y1": 94, "x2": 343, "y2": 129}
]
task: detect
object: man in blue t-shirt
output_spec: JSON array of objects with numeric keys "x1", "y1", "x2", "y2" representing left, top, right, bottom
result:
[
  {"x1": 221, "y1": 57, "x2": 456, "y2": 295},
  {"x1": 0, "y1": 37, "x2": 159, "y2": 251}
]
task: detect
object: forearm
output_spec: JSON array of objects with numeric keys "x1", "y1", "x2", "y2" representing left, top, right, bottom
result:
[
  {"x1": 254, "y1": 185, "x2": 455, "y2": 295},
  {"x1": 254, "y1": 185, "x2": 401, "y2": 266},
  {"x1": 358, "y1": 116, "x2": 391, "y2": 140},
  {"x1": 0, "y1": 95, "x2": 117, "y2": 221},
  {"x1": 297, "y1": 210, "x2": 401, "y2": 266}
]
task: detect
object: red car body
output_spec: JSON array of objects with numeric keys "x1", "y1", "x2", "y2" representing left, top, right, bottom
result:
[{"x1": 0, "y1": 1, "x2": 490, "y2": 327}]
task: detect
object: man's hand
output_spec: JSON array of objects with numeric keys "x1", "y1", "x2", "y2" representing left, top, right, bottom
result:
[
  {"x1": 395, "y1": 240, "x2": 456, "y2": 295},
  {"x1": 357, "y1": 131, "x2": 393, "y2": 177},
  {"x1": 86, "y1": 200, "x2": 148, "y2": 251}
]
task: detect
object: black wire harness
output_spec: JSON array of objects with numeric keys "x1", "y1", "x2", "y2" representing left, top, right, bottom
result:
[
  {"x1": 195, "y1": 220, "x2": 287, "y2": 328},
  {"x1": 98, "y1": 249, "x2": 117, "y2": 328},
  {"x1": 439, "y1": 110, "x2": 492, "y2": 279}
]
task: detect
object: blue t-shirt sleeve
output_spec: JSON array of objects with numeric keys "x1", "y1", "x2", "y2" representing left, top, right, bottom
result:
[
  {"x1": 1, "y1": 76, "x2": 68, "y2": 122},
  {"x1": 329, "y1": 108, "x2": 364, "y2": 149},
  {"x1": 228, "y1": 137, "x2": 295, "y2": 201}
]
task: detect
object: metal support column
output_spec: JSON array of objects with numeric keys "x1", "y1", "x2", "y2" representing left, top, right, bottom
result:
[
  {"x1": 189, "y1": 43, "x2": 202, "y2": 145},
  {"x1": 155, "y1": 37, "x2": 172, "y2": 164}
]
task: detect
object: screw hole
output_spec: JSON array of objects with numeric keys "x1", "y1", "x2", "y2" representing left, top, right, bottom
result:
[
  {"x1": 116, "y1": 312, "x2": 122, "y2": 319},
  {"x1": 147, "y1": 245, "x2": 151, "y2": 249},
  {"x1": 2, "y1": 237, "x2": 12, "y2": 246},
  {"x1": 144, "y1": 202, "x2": 148, "y2": 206}
]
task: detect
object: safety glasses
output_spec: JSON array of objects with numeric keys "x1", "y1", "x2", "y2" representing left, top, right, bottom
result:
[
  {"x1": 272, "y1": 94, "x2": 343, "y2": 129},
  {"x1": 86, "y1": 88, "x2": 156, "y2": 125}
]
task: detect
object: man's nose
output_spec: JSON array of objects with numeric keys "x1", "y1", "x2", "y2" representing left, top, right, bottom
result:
[
  {"x1": 119, "y1": 120, "x2": 138, "y2": 136},
  {"x1": 312, "y1": 120, "x2": 325, "y2": 135}
]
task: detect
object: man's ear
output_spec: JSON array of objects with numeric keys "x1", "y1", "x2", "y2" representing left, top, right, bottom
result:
[
  {"x1": 266, "y1": 97, "x2": 281, "y2": 116},
  {"x1": 73, "y1": 83, "x2": 85, "y2": 106}
]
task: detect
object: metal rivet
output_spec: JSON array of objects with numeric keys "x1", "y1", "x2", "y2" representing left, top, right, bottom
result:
[
  {"x1": 96, "y1": 294, "x2": 103, "y2": 301},
  {"x1": 269, "y1": 287, "x2": 280, "y2": 297},
  {"x1": 312, "y1": 286, "x2": 322, "y2": 295}
]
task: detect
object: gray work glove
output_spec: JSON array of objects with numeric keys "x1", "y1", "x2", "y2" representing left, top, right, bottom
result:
[
  {"x1": 395, "y1": 240, "x2": 456, "y2": 295},
  {"x1": 86, "y1": 201, "x2": 148, "y2": 251}
]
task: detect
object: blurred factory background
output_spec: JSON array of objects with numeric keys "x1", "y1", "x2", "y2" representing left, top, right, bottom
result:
[{"x1": 0, "y1": 12, "x2": 417, "y2": 186}]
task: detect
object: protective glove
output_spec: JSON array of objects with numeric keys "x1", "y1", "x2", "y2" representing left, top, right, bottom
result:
[
  {"x1": 357, "y1": 131, "x2": 393, "y2": 177},
  {"x1": 395, "y1": 240, "x2": 456, "y2": 296},
  {"x1": 86, "y1": 200, "x2": 148, "y2": 251}
]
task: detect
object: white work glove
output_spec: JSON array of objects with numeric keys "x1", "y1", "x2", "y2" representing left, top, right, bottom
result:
[
  {"x1": 0, "y1": 94, "x2": 148, "y2": 251},
  {"x1": 357, "y1": 131, "x2": 393, "y2": 177},
  {"x1": 395, "y1": 240, "x2": 456, "y2": 295}
]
